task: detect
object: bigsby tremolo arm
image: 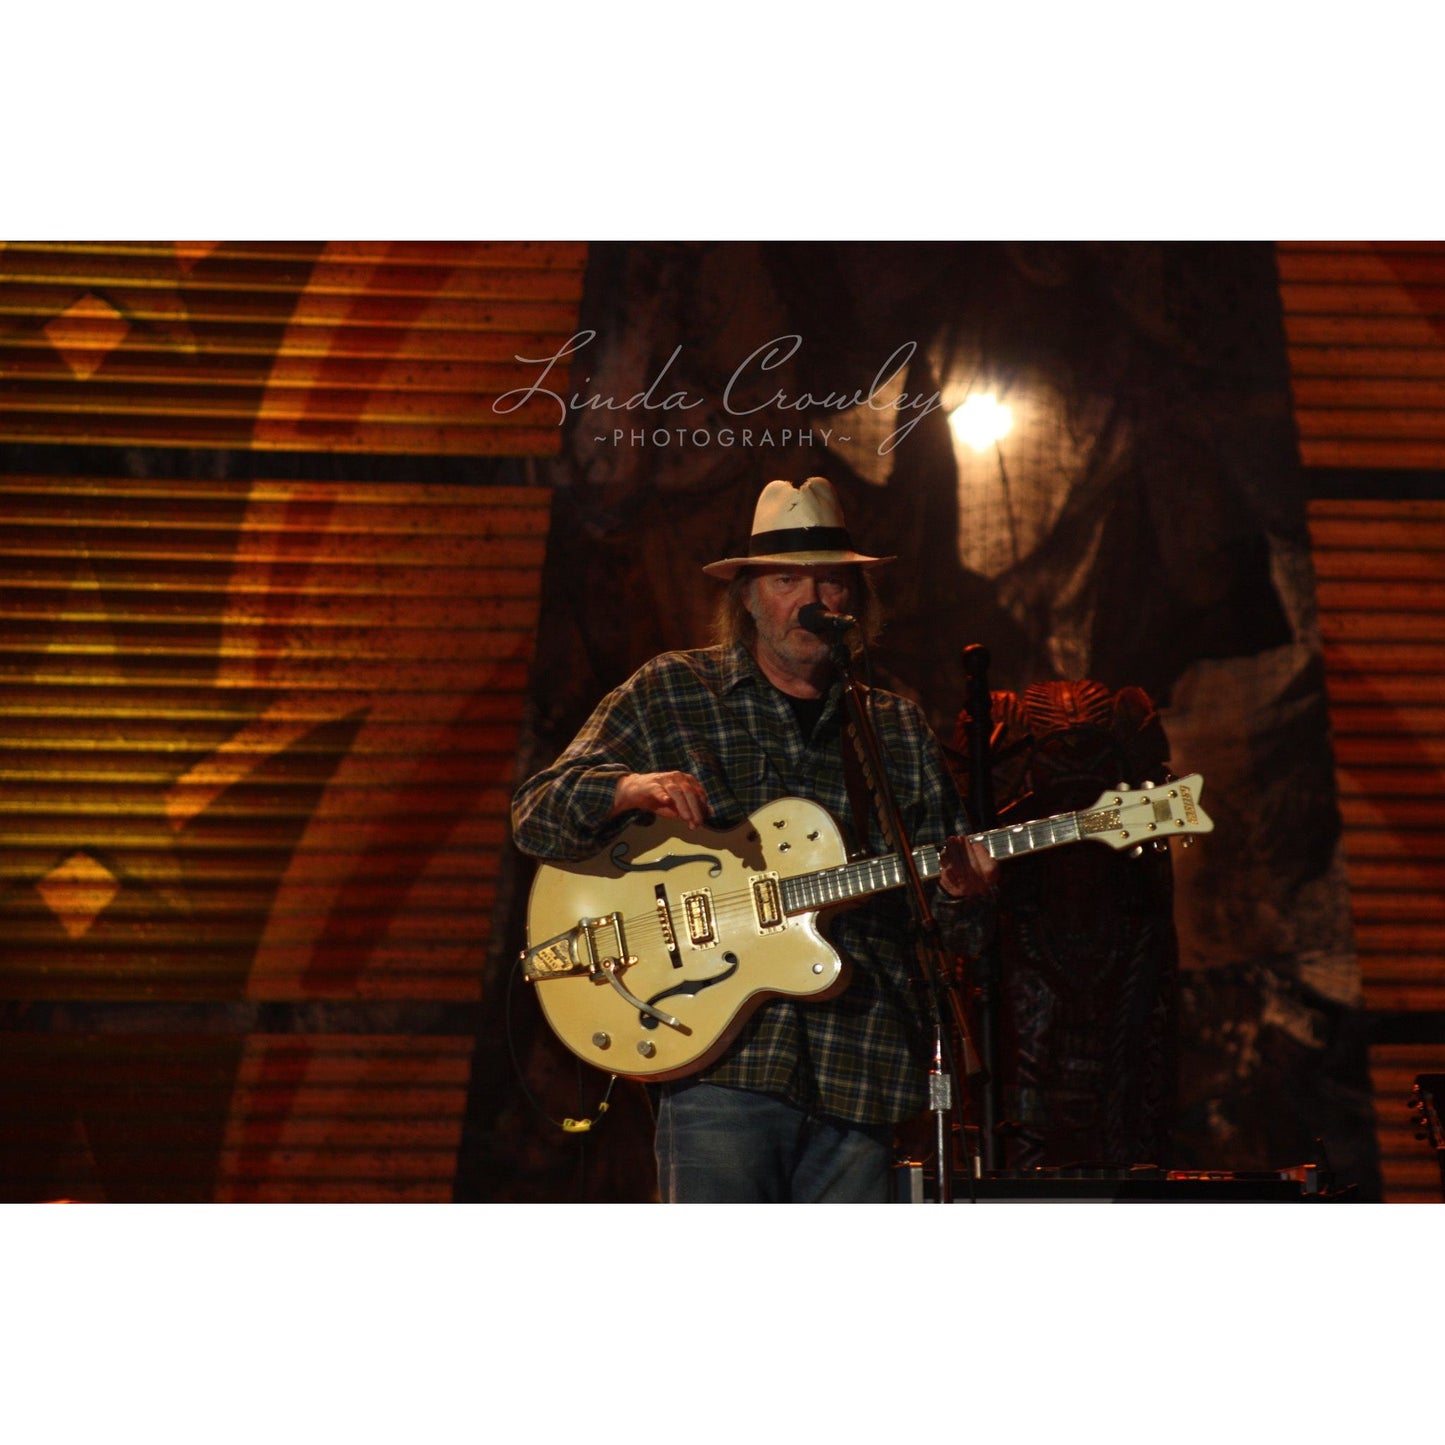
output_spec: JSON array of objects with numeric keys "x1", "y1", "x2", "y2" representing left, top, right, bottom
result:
[
  {"x1": 520, "y1": 913, "x2": 687, "y2": 1033},
  {"x1": 595, "y1": 957, "x2": 687, "y2": 1033}
]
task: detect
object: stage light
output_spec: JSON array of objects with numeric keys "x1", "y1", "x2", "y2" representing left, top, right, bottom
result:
[{"x1": 949, "y1": 392, "x2": 1013, "y2": 452}]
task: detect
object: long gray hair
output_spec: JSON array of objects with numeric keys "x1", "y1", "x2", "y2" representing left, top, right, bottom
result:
[{"x1": 710, "y1": 564, "x2": 885, "y2": 650}]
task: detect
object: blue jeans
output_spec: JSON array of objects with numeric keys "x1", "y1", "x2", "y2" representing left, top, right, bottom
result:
[{"x1": 653, "y1": 1082, "x2": 895, "y2": 1203}]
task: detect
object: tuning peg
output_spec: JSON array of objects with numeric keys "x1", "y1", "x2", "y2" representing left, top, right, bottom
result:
[
  {"x1": 1118, "y1": 782, "x2": 1132, "y2": 792},
  {"x1": 1180, "y1": 837, "x2": 1194, "y2": 849},
  {"x1": 1152, "y1": 840, "x2": 1169, "y2": 852},
  {"x1": 1142, "y1": 780, "x2": 1156, "y2": 789},
  {"x1": 1128, "y1": 845, "x2": 1144, "y2": 858}
]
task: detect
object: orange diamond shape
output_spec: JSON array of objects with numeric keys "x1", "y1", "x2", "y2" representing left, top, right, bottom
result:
[
  {"x1": 45, "y1": 294, "x2": 131, "y2": 380},
  {"x1": 175, "y1": 242, "x2": 220, "y2": 272},
  {"x1": 37, "y1": 851, "x2": 121, "y2": 938}
]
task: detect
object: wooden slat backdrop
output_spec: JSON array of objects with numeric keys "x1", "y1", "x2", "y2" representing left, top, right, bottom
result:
[
  {"x1": 0, "y1": 238, "x2": 585, "y2": 1200},
  {"x1": 215, "y1": 1036, "x2": 476, "y2": 1203},
  {"x1": 1, "y1": 1032, "x2": 476, "y2": 1203},
  {"x1": 0, "y1": 473, "x2": 553, "y2": 1199},
  {"x1": 0, "y1": 240, "x2": 586, "y2": 454},
  {"x1": 1300, "y1": 499, "x2": 1445, "y2": 1208},
  {"x1": 1368, "y1": 1045, "x2": 1445, "y2": 1203},
  {"x1": 1311, "y1": 499, "x2": 1445, "y2": 1019},
  {"x1": 1279, "y1": 240, "x2": 1445, "y2": 470},
  {"x1": 0, "y1": 474, "x2": 554, "y2": 1200},
  {"x1": 1284, "y1": 239, "x2": 1445, "y2": 1200},
  {"x1": 1312, "y1": 502, "x2": 1445, "y2": 1202}
]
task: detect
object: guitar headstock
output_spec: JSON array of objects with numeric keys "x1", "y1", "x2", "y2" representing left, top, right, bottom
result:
[
  {"x1": 1078, "y1": 773, "x2": 1214, "y2": 853},
  {"x1": 1410, "y1": 1075, "x2": 1444, "y2": 1154},
  {"x1": 1410, "y1": 1075, "x2": 1445, "y2": 1199}
]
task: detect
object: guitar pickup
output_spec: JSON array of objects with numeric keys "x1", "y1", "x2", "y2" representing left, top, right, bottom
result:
[
  {"x1": 520, "y1": 912, "x2": 634, "y2": 983},
  {"x1": 751, "y1": 872, "x2": 786, "y2": 934},
  {"x1": 682, "y1": 889, "x2": 716, "y2": 948}
]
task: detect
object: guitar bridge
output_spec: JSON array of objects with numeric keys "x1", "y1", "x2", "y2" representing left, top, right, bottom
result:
[{"x1": 520, "y1": 912, "x2": 634, "y2": 982}]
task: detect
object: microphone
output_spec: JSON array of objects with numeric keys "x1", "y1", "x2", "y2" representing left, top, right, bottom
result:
[{"x1": 798, "y1": 601, "x2": 858, "y2": 634}]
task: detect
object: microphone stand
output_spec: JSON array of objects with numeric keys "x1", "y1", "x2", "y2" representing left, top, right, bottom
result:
[
  {"x1": 961, "y1": 644, "x2": 1004, "y2": 1173},
  {"x1": 816, "y1": 618, "x2": 977, "y2": 1203}
]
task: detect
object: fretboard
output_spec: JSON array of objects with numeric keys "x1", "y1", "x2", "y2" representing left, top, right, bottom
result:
[
  {"x1": 781, "y1": 808, "x2": 1085, "y2": 914},
  {"x1": 973, "y1": 811, "x2": 1085, "y2": 861}
]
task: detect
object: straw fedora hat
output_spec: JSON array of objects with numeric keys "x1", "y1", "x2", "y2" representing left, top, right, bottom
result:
[{"x1": 702, "y1": 477, "x2": 895, "y2": 580}]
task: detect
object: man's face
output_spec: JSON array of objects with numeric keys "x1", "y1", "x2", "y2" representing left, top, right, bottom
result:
[{"x1": 743, "y1": 563, "x2": 856, "y2": 686}]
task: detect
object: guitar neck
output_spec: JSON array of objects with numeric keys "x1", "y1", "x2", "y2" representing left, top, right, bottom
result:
[{"x1": 782, "y1": 808, "x2": 1085, "y2": 914}]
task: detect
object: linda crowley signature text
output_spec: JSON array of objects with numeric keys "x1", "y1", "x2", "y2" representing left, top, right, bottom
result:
[{"x1": 494, "y1": 331, "x2": 944, "y2": 455}]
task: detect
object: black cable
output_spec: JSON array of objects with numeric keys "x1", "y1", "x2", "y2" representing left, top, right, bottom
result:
[{"x1": 505, "y1": 949, "x2": 618, "y2": 1139}]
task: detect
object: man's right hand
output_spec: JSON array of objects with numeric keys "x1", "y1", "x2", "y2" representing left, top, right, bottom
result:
[{"x1": 610, "y1": 772, "x2": 709, "y2": 828}]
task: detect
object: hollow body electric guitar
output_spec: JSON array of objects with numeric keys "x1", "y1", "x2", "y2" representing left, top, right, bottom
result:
[{"x1": 522, "y1": 775, "x2": 1213, "y2": 1081}]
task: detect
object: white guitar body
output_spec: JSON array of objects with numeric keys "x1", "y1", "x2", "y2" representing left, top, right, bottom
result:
[
  {"x1": 522, "y1": 775, "x2": 1213, "y2": 1081},
  {"x1": 525, "y1": 797, "x2": 852, "y2": 1081}
]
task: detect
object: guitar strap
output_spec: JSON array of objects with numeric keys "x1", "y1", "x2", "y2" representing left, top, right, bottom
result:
[
  {"x1": 838, "y1": 676, "x2": 878, "y2": 855},
  {"x1": 839, "y1": 699, "x2": 876, "y2": 860}
]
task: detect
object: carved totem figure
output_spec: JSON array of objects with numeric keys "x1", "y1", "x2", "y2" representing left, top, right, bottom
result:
[{"x1": 949, "y1": 680, "x2": 1180, "y2": 1170}]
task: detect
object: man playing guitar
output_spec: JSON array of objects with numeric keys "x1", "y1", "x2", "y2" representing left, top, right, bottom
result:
[{"x1": 511, "y1": 477, "x2": 997, "y2": 1203}]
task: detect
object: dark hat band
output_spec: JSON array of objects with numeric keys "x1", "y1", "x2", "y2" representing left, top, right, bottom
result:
[{"x1": 748, "y1": 525, "x2": 853, "y2": 556}]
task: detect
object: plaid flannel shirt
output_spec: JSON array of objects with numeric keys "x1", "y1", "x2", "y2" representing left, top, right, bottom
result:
[{"x1": 511, "y1": 642, "x2": 986, "y2": 1125}]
